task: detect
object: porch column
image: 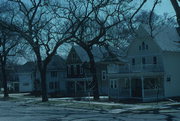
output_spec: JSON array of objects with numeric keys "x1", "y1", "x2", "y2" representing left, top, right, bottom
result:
[
  {"x1": 129, "y1": 77, "x2": 132, "y2": 97},
  {"x1": 84, "y1": 80, "x2": 86, "y2": 92},
  {"x1": 141, "y1": 76, "x2": 144, "y2": 98},
  {"x1": 75, "y1": 81, "x2": 77, "y2": 96}
]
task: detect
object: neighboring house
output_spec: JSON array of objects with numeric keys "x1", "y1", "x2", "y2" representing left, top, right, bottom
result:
[
  {"x1": 46, "y1": 55, "x2": 67, "y2": 96},
  {"x1": 0, "y1": 63, "x2": 19, "y2": 92},
  {"x1": 66, "y1": 45, "x2": 111, "y2": 96},
  {"x1": 7, "y1": 67, "x2": 19, "y2": 92},
  {"x1": 17, "y1": 54, "x2": 67, "y2": 95},
  {"x1": 17, "y1": 62, "x2": 35, "y2": 92},
  {"x1": 107, "y1": 25, "x2": 180, "y2": 102}
]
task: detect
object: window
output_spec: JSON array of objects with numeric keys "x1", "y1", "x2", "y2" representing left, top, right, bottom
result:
[
  {"x1": 23, "y1": 83, "x2": 29, "y2": 86},
  {"x1": 71, "y1": 65, "x2": 74, "y2": 75},
  {"x1": 102, "y1": 71, "x2": 106, "y2": 80},
  {"x1": 167, "y1": 76, "x2": 171, "y2": 82},
  {"x1": 49, "y1": 82, "x2": 53, "y2": 89},
  {"x1": 77, "y1": 65, "x2": 80, "y2": 75},
  {"x1": 74, "y1": 65, "x2": 77, "y2": 75},
  {"x1": 67, "y1": 65, "x2": 71, "y2": 75},
  {"x1": 124, "y1": 78, "x2": 130, "y2": 89},
  {"x1": 80, "y1": 65, "x2": 83, "y2": 74},
  {"x1": 55, "y1": 82, "x2": 59, "y2": 89},
  {"x1": 142, "y1": 57, "x2": 146, "y2": 64},
  {"x1": 110, "y1": 79, "x2": 117, "y2": 89},
  {"x1": 139, "y1": 46, "x2": 141, "y2": 51},
  {"x1": 132, "y1": 58, "x2": 135, "y2": 65},
  {"x1": 51, "y1": 71, "x2": 57, "y2": 77},
  {"x1": 153, "y1": 56, "x2": 157, "y2": 64},
  {"x1": 146, "y1": 45, "x2": 148, "y2": 50},
  {"x1": 114, "y1": 80, "x2": 117, "y2": 88},
  {"x1": 110, "y1": 80, "x2": 113, "y2": 88},
  {"x1": 144, "y1": 78, "x2": 162, "y2": 89},
  {"x1": 72, "y1": 53, "x2": 76, "y2": 61},
  {"x1": 142, "y1": 42, "x2": 145, "y2": 50}
]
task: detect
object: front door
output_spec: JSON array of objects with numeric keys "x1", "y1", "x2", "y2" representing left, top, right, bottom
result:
[{"x1": 131, "y1": 78, "x2": 142, "y2": 97}]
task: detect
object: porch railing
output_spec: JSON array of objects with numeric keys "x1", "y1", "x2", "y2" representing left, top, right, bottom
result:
[{"x1": 118, "y1": 64, "x2": 164, "y2": 73}]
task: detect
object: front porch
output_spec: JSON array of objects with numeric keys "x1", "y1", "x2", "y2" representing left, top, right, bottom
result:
[
  {"x1": 109, "y1": 76, "x2": 164, "y2": 102},
  {"x1": 66, "y1": 77, "x2": 93, "y2": 97}
]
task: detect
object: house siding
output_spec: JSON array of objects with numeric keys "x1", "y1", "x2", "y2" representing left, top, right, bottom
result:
[
  {"x1": 19, "y1": 72, "x2": 34, "y2": 92},
  {"x1": 162, "y1": 52, "x2": 180, "y2": 97}
]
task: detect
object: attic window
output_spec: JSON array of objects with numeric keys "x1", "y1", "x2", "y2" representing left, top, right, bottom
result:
[{"x1": 72, "y1": 53, "x2": 76, "y2": 61}]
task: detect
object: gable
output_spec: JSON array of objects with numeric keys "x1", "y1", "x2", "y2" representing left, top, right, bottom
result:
[
  {"x1": 66, "y1": 47, "x2": 82, "y2": 64},
  {"x1": 127, "y1": 35, "x2": 161, "y2": 57},
  {"x1": 139, "y1": 24, "x2": 180, "y2": 52},
  {"x1": 47, "y1": 55, "x2": 66, "y2": 70}
]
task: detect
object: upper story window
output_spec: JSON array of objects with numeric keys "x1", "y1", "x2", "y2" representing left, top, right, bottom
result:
[
  {"x1": 51, "y1": 71, "x2": 57, "y2": 77},
  {"x1": 80, "y1": 65, "x2": 83, "y2": 74},
  {"x1": 142, "y1": 42, "x2": 145, "y2": 50},
  {"x1": 142, "y1": 57, "x2": 146, "y2": 64},
  {"x1": 72, "y1": 53, "x2": 76, "y2": 61},
  {"x1": 71, "y1": 65, "x2": 74, "y2": 75},
  {"x1": 67, "y1": 65, "x2": 71, "y2": 75},
  {"x1": 139, "y1": 42, "x2": 148, "y2": 51},
  {"x1": 102, "y1": 70, "x2": 106, "y2": 80},
  {"x1": 76, "y1": 65, "x2": 80, "y2": 75},
  {"x1": 132, "y1": 58, "x2": 135, "y2": 65},
  {"x1": 153, "y1": 56, "x2": 157, "y2": 64}
]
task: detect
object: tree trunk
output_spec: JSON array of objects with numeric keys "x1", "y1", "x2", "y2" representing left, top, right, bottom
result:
[
  {"x1": 1, "y1": 36, "x2": 9, "y2": 98},
  {"x1": 1, "y1": 58, "x2": 9, "y2": 98},
  {"x1": 87, "y1": 50, "x2": 99, "y2": 100},
  {"x1": 40, "y1": 68, "x2": 48, "y2": 102},
  {"x1": 35, "y1": 49, "x2": 49, "y2": 102},
  {"x1": 170, "y1": 0, "x2": 180, "y2": 26}
]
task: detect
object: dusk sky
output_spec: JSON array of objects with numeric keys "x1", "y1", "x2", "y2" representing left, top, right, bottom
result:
[{"x1": 144, "y1": 1, "x2": 176, "y2": 16}]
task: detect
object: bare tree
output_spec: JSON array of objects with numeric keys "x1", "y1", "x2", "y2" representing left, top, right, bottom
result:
[
  {"x1": 0, "y1": 29, "x2": 20, "y2": 98},
  {"x1": 170, "y1": 0, "x2": 180, "y2": 26},
  {"x1": 0, "y1": 0, "x2": 73, "y2": 102},
  {"x1": 54, "y1": 0, "x2": 134, "y2": 100}
]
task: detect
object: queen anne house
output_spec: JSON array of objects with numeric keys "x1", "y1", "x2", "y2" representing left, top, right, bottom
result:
[
  {"x1": 66, "y1": 45, "x2": 114, "y2": 97},
  {"x1": 108, "y1": 25, "x2": 180, "y2": 102}
]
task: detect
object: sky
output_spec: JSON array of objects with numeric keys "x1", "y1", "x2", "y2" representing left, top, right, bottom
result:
[{"x1": 144, "y1": 0, "x2": 176, "y2": 16}]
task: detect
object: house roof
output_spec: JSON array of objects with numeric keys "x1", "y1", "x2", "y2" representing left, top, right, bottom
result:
[
  {"x1": 16, "y1": 61, "x2": 35, "y2": 72},
  {"x1": 72, "y1": 45, "x2": 127, "y2": 63},
  {"x1": 47, "y1": 55, "x2": 66, "y2": 70},
  {"x1": 139, "y1": 24, "x2": 180, "y2": 52},
  {"x1": 17, "y1": 55, "x2": 66, "y2": 72}
]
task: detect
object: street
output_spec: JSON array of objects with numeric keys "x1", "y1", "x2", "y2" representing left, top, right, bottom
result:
[{"x1": 0, "y1": 100, "x2": 180, "y2": 121}]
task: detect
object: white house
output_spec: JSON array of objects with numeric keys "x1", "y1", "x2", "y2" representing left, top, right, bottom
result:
[
  {"x1": 17, "y1": 55, "x2": 67, "y2": 95},
  {"x1": 108, "y1": 25, "x2": 180, "y2": 102},
  {"x1": 17, "y1": 62, "x2": 35, "y2": 92}
]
